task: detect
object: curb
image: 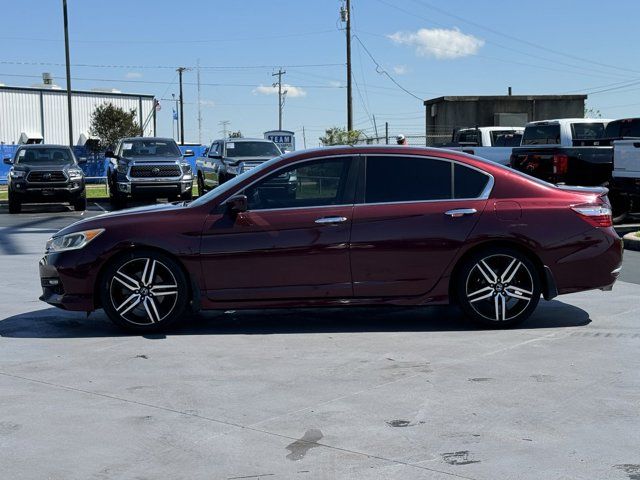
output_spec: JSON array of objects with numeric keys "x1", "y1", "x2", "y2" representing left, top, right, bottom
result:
[{"x1": 622, "y1": 232, "x2": 640, "y2": 251}]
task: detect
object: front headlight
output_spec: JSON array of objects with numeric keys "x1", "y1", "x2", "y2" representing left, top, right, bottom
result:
[
  {"x1": 45, "y1": 228, "x2": 104, "y2": 253},
  {"x1": 181, "y1": 162, "x2": 192, "y2": 174},
  {"x1": 68, "y1": 168, "x2": 83, "y2": 180},
  {"x1": 10, "y1": 170, "x2": 26, "y2": 178},
  {"x1": 117, "y1": 162, "x2": 128, "y2": 174}
]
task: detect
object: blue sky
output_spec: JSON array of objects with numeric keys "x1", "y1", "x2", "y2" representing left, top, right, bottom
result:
[{"x1": 3, "y1": 0, "x2": 640, "y2": 146}]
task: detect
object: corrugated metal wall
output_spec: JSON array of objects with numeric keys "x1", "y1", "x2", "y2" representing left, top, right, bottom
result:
[{"x1": 0, "y1": 87, "x2": 155, "y2": 144}]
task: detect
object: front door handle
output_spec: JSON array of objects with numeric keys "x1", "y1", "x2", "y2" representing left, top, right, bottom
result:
[
  {"x1": 315, "y1": 216, "x2": 348, "y2": 224},
  {"x1": 445, "y1": 208, "x2": 477, "y2": 218}
]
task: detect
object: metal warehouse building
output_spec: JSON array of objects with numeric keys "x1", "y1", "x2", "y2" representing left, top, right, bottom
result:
[{"x1": 0, "y1": 83, "x2": 156, "y2": 145}]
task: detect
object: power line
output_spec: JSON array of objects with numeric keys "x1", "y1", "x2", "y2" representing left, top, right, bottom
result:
[{"x1": 0, "y1": 60, "x2": 345, "y2": 70}]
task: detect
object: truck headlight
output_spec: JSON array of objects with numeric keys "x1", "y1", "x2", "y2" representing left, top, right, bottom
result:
[
  {"x1": 181, "y1": 162, "x2": 192, "y2": 174},
  {"x1": 68, "y1": 168, "x2": 83, "y2": 180},
  {"x1": 10, "y1": 170, "x2": 26, "y2": 178},
  {"x1": 46, "y1": 228, "x2": 104, "y2": 253},
  {"x1": 117, "y1": 163, "x2": 128, "y2": 174}
]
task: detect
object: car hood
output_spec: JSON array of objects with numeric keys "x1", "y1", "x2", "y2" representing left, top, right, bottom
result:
[{"x1": 54, "y1": 202, "x2": 185, "y2": 237}]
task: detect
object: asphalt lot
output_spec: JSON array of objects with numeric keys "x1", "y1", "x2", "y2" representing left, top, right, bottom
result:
[{"x1": 1, "y1": 203, "x2": 639, "y2": 480}]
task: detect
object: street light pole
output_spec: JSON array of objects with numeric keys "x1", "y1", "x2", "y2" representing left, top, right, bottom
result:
[
  {"x1": 272, "y1": 69, "x2": 286, "y2": 131},
  {"x1": 346, "y1": 0, "x2": 353, "y2": 132},
  {"x1": 62, "y1": 0, "x2": 73, "y2": 147}
]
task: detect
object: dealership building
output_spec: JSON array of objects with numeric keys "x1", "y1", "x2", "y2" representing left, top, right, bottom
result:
[{"x1": 0, "y1": 76, "x2": 156, "y2": 146}]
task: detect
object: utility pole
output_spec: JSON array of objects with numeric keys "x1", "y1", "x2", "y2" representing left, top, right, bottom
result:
[
  {"x1": 176, "y1": 67, "x2": 188, "y2": 145},
  {"x1": 219, "y1": 120, "x2": 230, "y2": 138},
  {"x1": 272, "y1": 69, "x2": 286, "y2": 130},
  {"x1": 62, "y1": 0, "x2": 73, "y2": 147},
  {"x1": 341, "y1": 0, "x2": 353, "y2": 132},
  {"x1": 302, "y1": 126, "x2": 307, "y2": 149},
  {"x1": 385, "y1": 122, "x2": 389, "y2": 144},
  {"x1": 373, "y1": 114, "x2": 379, "y2": 141},
  {"x1": 197, "y1": 59, "x2": 202, "y2": 144}
]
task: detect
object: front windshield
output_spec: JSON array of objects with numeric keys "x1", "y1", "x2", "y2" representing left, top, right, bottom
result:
[
  {"x1": 121, "y1": 139, "x2": 182, "y2": 157},
  {"x1": 15, "y1": 147, "x2": 74, "y2": 165},
  {"x1": 189, "y1": 155, "x2": 283, "y2": 207},
  {"x1": 225, "y1": 141, "x2": 281, "y2": 157}
]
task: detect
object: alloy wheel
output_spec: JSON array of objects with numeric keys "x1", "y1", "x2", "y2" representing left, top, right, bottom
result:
[
  {"x1": 465, "y1": 254, "x2": 534, "y2": 322},
  {"x1": 109, "y1": 257, "x2": 179, "y2": 325}
]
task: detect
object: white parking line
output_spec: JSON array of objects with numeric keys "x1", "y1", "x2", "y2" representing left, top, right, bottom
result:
[{"x1": 93, "y1": 202, "x2": 106, "y2": 212}]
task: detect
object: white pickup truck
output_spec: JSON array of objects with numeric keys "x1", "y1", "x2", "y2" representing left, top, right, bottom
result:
[
  {"x1": 444, "y1": 127, "x2": 523, "y2": 165},
  {"x1": 610, "y1": 119, "x2": 640, "y2": 221}
]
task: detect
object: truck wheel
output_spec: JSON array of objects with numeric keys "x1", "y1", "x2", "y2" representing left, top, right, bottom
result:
[
  {"x1": 181, "y1": 189, "x2": 193, "y2": 201},
  {"x1": 73, "y1": 192, "x2": 87, "y2": 211},
  {"x1": 8, "y1": 191, "x2": 22, "y2": 214},
  {"x1": 197, "y1": 174, "x2": 206, "y2": 196},
  {"x1": 609, "y1": 191, "x2": 630, "y2": 224},
  {"x1": 108, "y1": 177, "x2": 127, "y2": 210}
]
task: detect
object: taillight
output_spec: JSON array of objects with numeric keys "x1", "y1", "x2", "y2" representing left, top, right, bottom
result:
[
  {"x1": 571, "y1": 204, "x2": 612, "y2": 227},
  {"x1": 553, "y1": 154, "x2": 568, "y2": 175}
]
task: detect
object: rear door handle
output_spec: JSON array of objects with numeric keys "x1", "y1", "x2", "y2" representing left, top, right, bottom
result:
[
  {"x1": 315, "y1": 216, "x2": 348, "y2": 224},
  {"x1": 445, "y1": 208, "x2": 477, "y2": 218}
]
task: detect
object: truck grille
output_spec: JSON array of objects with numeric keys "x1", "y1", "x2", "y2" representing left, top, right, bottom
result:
[
  {"x1": 27, "y1": 171, "x2": 67, "y2": 182},
  {"x1": 241, "y1": 161, "x2": 263, "y2": 173},
  {"x1": 130, "y1": 165, "x2": 181, "y2": 178}
]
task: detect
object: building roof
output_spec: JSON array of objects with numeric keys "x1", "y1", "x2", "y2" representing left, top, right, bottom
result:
[
  {"x1": 423, "y1": 94, "x2": 588, "y2": 106},
  {"x1": 0, "y1": 84, "x2": 154, "y2": 99}
]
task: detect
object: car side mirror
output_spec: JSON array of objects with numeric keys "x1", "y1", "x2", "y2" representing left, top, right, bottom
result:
[
  {"x1": 3, "y1": 157, "x2": 12, "y2": 165},
  {"x1": 183, "y1": 149, "x2": 194, "y2": 157},
  {"x1": 77, "y1": 156, "x2": 87, "y2": 164},
  {"x1": 105, "y1": 150, "x2": 117, "y2": 159},
  {"x1": 203, "y1": 147, "x2": 209, "y2": 156},
  {"x1": 223, "y1": 194, "x2": 248, "y2": 214}
]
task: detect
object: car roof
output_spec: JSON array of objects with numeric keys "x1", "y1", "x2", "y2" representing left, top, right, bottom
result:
[
  {"x1": 526, "y1": 118, "x2": 612, "y2": 126},
  {"x1": 17, "y1": 144, "x2": 72, "y2": 149},
  {"x1": 217, "y1": 138, "x2": 275, "y2": 143}
]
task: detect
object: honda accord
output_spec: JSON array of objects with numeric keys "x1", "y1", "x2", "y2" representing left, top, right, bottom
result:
[{"x1": 39, "y1": 146, "x2": 623, "y2": 332}]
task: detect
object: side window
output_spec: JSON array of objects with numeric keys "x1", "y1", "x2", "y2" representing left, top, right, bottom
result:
[
  {"x1": 454, "y1": 164, "x2": 490, "y2": 199},
  {"x1": 245, "y1": 157, "x2": 352, "y2": 210},
  {"x1": 365, "y1": 156, "x2": 452, "y2": 203},
  {"x1": 208, "y1": 143, "x2": 219, "y2": 156}
]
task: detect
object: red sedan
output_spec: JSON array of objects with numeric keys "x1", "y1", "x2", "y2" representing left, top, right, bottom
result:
[{"x1": 39, "y1": 146, "x2": 623, "y2": 332}]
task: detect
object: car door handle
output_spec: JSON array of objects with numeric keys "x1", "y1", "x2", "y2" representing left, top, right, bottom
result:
[
  {"x1": 315, "y1": 216, "x2": 348, "y2": 224},
  {"x1": 445, "y1": 208, "x2": 477, "y2": 218}
]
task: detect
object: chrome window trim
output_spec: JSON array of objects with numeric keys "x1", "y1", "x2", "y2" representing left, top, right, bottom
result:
[{"x1": 211, "y1": 153, "x2": 494, "y2": 213}]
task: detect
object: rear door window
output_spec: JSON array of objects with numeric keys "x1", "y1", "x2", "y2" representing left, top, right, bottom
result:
[
  {"x1": 522, "y1": 125, "x2": 561, "y2": 145},
  {"x1": 365, "y1": 156, "x2": 452, "y2": 203},
  {"x1": 571, "y1": 123, "x2": 605, "y2": 141},
  {"x1": 454, "y1": 164, "x2": 490, "y2": 198}
]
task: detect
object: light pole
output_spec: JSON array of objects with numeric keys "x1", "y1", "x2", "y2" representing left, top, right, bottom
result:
[{"x1": 62, "y1": 0, "x2": 73, "y2": 147}]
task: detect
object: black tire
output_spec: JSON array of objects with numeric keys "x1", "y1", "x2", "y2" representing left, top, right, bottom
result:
[
  {"x1": 609, "y1": 191, "x2": 631, "y2": 225},
  {"x1": 108, "y1": 175, "x2": 127, "y2": 210},
  {"x1": 455, "y1": 247, "x2": 541, "y2": 328},
  {"x1": 197, "y1": 173, "x2": 206, "y2": 196},
  {"x1": 8, "y1": 191, "x2": 22, "y2": 214},
  {"x1": 181, "y1": 189, "x2": 193, "y2": 201},
  {"x1": 100, "y1": 250, "x2": 189, "y2": 333},
  {"x1": 73, "y1": 192, "x2": 87, "y2": 211},
  {"x1": 218, "y1": 172, "x2": 229, "y2": 185}
]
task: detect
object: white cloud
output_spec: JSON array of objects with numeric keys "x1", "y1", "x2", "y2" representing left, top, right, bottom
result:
[
  {"x1": 125, "y1": 72, "x2": 143, "y2": 79},
  {"x1": 393, "y1": 65, "x2": 410, "y2": 75},
  {"x1": 252, "y1": 83, "x2": 307, "y2": 97},
  {"x1": 329, "y1": 80, "x2": 343, "y2": 87},
  {"x1": 388, "y1": 27, "x2": 484, "y2": 59}
]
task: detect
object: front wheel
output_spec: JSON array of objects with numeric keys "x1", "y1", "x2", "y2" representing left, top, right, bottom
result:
[
  {"x1": 73, "y1": 192, "x2": 87, "y2": 211},
  {"x1": 455, "y1": 248, "x2": 541, "y2": 328},
  {"x1": 100, "y1": 251, "x2": 189, "y2": 332},
  {"x1": 8, "y1": 190, "x2": 22, "y2": 214},
  {"x1": 197, "y1": 174, "x2": 206, "y2": 196}
]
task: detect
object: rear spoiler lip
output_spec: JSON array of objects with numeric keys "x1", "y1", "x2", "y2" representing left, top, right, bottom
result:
[{"x1": 556, "y1": 184, "x2": 609, "y2": 197}]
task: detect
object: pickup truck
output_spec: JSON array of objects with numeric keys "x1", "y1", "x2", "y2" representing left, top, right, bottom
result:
[
  {"x1": 608, "y1": 118, "x2": 640, "y2": 221},
  {"x1": 4, "y1": 144, "x2": 86, "y2": 214},
  {"x1": 105, "y1": 137, "x2": 194, "y2": 209},
  {"x1": 196, "y1": 138, "x2": 281, "y2": 194},
  {"x1": 442, "y1": 126, "x2": 523, "y2": 165},
  {"x1": 510, "y1": 118, "x2": 614, "y2": 186}
]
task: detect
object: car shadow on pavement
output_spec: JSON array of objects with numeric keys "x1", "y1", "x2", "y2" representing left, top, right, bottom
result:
[{"x1": 0, "y1": 300, "x2": 591, "y2": 339}]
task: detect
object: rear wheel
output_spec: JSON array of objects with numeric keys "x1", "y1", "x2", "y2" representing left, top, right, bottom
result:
[
  {"x1": 100, "y1": 250, "x2": 189, "y2": 333},
  {"x1": 609, "y1": 190, "x2": 631, "y2": 224},
  {"x1": 8, "y1": 191, "x2": 22, "y2": 214},
  {"x1": 455, "y1": 248, "x2": 541, "y2": 328}
]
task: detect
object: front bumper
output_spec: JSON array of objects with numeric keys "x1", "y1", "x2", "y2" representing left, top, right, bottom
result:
[
  {"x1": 10, "y1": 180, "x2": 84, "y2": 201},
  {"x1": 39, "y1": 251, "x2": 96, "y2": 312},
  {"x1": 117, "y1": 179, "x2": 192, "y2": 197}
]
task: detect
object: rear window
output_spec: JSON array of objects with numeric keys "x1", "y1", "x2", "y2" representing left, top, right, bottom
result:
[
  {"x1": 571, "y1": 122, "x2": 605, "y2": 140},
  {"x1": 605, "y1": 119, "x2": 640, "y2": 139},
  {"x1": 491, "y1": 131, "x2": 522, "y2": 147},
  {"x1": 456, "y1": 130, "x2": 481, "y2": 145},
  {"x1": 522, "y1": 125, "x2": 561, "y2": 145}
]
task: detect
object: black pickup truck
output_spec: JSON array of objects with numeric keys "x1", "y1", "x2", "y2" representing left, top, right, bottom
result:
[{"x1": 4, "y1": 144, "x2": 86, "y2": 214}]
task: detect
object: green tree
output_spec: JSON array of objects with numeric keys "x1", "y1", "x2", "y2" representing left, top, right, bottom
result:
[
  {"x1": 89, "y1": 103, "x2": 140, "y2": 149},
  {"x1": 228, "y1": 130, "x2": 243, "y2": 138},
  {"x1": 319, "y1": 126, "x2": 363, "y2": 146}
]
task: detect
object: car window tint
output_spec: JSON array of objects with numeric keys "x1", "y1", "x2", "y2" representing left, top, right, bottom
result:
[
  {"x1": 491, "y1": 131, "x2": 523, "y2": 147},
  {"x1": 365, "y1": 156, "x2": 452, "y2": 203},
  {"x1": 571, "y1": 123, "x2": 605, "y2": 140},
  {"x1": 522, "y1": 125, "x2": 561, "y2": 145},
  {"x1": 245, "y1": 158, "x2": 351, "y2": 210},
  {"x1": 454, "y1": 164, "x2": 489, "y2": 199},
  {"x1": 457, "y1": 130, "x2": 480, "y2": 145}
]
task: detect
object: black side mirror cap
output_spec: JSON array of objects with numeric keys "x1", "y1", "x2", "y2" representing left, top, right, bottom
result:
[
  {"x1": 3, "y1": 157, "x2": 12, "y2": 165},
  {"x1": 223, "y1": 194, "x2": 248, "y2": 214},
  {"x1": 183, "y1": 149, "x2": 194, "y2": 157}
]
